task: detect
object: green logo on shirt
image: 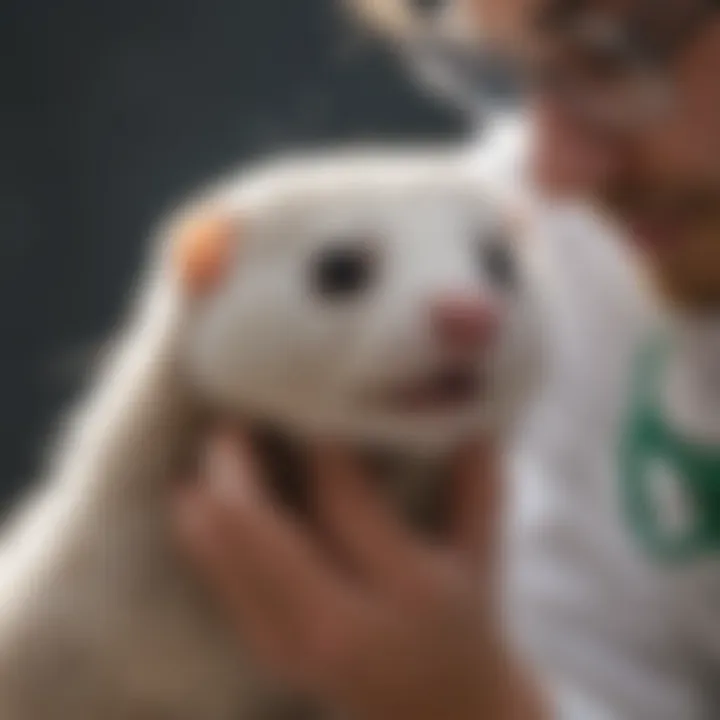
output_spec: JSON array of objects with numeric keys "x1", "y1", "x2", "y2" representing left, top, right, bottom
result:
[{"x1": 620, "y1": 337, "x2": 720, "y2": 563}]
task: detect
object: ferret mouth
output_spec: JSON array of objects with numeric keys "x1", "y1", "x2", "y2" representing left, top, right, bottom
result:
[{"x1": 378, "y1": 365, "x2": 486, "y2": 414}]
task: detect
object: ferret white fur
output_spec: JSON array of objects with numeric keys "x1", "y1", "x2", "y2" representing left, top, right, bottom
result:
[{"x1": 0, "y1": 147, "x2": 548, "y2": 719}]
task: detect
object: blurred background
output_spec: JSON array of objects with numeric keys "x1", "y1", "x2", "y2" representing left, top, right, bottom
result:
[{"x1": 0, "y1": 0, "x2": 469, "y2": 504}]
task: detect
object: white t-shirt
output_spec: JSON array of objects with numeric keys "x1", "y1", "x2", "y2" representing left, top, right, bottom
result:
[{"x1": 471, "y1": 116, "x2": 720, "y2": 719}]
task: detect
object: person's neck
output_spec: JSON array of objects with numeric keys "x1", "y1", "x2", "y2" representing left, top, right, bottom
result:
[{"x1": 662, "y1": 309, "x2": 720, "y2": 445}]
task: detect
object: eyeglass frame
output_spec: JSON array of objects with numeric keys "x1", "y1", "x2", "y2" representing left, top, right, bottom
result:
[{"x1": 403, "y1": 0, "x2": 720, "y2": 130}]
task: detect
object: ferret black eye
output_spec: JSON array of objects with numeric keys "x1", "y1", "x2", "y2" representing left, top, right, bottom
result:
[
  {"x1": 480, "y1": 234, "x2": 516, "y2": 289},
  {"x1": 312, "y1": 243, "x2": 376, "y2": 300}
]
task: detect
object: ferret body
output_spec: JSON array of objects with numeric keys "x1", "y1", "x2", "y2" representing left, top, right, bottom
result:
[{"x1": 0, "y1": 147, "x2": 547, "y2": 719}]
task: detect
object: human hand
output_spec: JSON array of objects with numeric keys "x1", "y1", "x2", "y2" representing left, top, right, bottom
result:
[{"x1": 173, "y1": 432, "x2": 547, "y2": 720}]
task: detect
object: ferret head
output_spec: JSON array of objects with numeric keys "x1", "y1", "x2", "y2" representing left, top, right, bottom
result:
[{"x1": 169, "y1": 148, "x2": 547, "y2": 455}]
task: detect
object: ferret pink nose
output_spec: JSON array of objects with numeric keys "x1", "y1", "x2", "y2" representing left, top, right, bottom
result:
[{"x1": 430, "y1": 295, "x2": 499, "y2": 351}]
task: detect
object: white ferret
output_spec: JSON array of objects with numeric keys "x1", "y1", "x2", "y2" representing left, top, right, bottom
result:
[{"x1": 0, "y1": 147, "x2": 548, "y2": 719}]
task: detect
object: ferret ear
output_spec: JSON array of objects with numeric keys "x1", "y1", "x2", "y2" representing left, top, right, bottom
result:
[{"x1": 172, "y1": 208, "x2": 239, "y2": 296}]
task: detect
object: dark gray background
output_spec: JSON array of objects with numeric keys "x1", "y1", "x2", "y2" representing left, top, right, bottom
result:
[{"x1": 0, "y1": 0, "x2": 465, "y2": 503}]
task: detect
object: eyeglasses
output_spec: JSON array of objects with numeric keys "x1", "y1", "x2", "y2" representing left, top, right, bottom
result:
[{"x1": 406, "y1": 0, "x2": 720, "y2": 130}]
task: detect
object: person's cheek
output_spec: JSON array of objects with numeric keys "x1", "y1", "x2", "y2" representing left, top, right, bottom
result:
[
  {"x1": 681, "y1": 21, "x2": 720, "y2": 169},
  {"x1": 529, "y1": 100, "x2": 620, "y2": 199},
  {"x1": 631, "y1": 98, "x2": 717, "y2": 189},
  {"x1": 640, "y1": 25, "x2": 720, "y2": 187}
]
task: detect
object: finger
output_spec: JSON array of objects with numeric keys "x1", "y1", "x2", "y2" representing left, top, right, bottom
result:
[
  {"x1": 311, "y1": 444, "x2": 431, "y2": 591},
  {"x1": 448, "y1": 439, "x2": 503, "y2": 571},
  {"x1": 172, "y1": 488, "x2": 293, "y2": 671},
  {"x1": 197, "y1": 434, "x2": 364, "y2": 648}
]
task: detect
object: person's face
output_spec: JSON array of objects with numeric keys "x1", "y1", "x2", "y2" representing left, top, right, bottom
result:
[{"x1": 472, "y1": 0, "x2": 720, "y2": 310}]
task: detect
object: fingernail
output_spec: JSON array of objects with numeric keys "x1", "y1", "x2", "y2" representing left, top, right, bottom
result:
[
  {"x1": 204, "y1": 433, "x2": 256, "y2": 504},
  {"x1": 206, "y1": 436, "x2": 237, "y2": 490}
]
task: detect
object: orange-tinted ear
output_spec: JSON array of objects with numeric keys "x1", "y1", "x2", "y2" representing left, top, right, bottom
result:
[{"x1": 173, "y1": 211, "x2": 238, "y2": 295}]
